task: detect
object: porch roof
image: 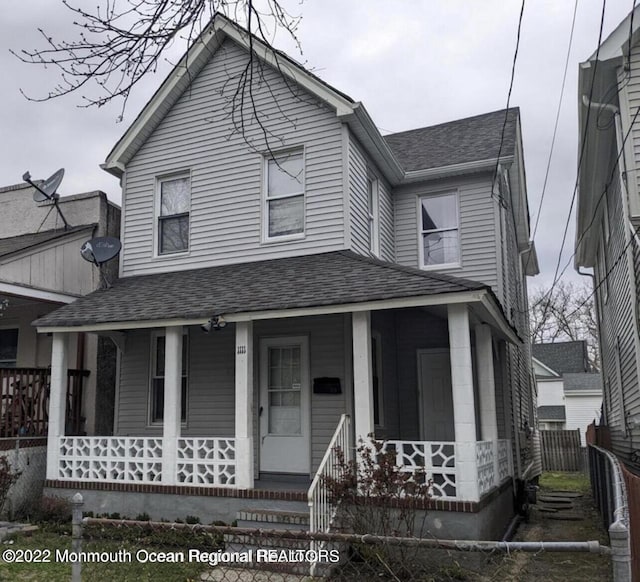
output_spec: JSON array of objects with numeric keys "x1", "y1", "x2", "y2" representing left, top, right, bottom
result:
[{"x1": 33, "y1": 251, "x2": 517, "y2": 340}]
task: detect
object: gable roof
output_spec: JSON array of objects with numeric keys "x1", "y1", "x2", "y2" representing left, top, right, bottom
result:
[
  {"x1": 33, "y1": 250, "x2": 514, "y2": 334},
  {"x1": 532, "y1": 341, "x2": 590, "y2": 374},
  {"x1": 532, "y1": 356, "x2": 560, "y2": 379},
  {"x1": 538, "y1": 405, "x2": 566, "y2": 421},
  {"x1": 384, "y1": 109, "x2": 519, "y2": 172},
  {"x1": 0, "y1": 225, "x2": 95, "y2": 260}
]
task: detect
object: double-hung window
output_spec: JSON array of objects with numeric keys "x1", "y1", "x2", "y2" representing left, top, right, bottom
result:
[
  {"x1": 419, "y1": 193, "x2": 460, "y2": 268},
  {"x1": 150, "y1": 332, "x2": 188, "y2": 424},
  {"x1": 264, "y1": 149, "x2": 305, "y2": 239},
  {"x1": 157, "y1": 174, "x2": 190, "y2": 255},
  {"x1": 0, "y1": 329, "x2": 18, "y2": 367},
  {"x1": 367, "y1": 176, "x2": 380, "y2": 256}
]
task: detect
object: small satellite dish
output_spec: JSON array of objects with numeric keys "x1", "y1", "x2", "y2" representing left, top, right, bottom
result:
[{"x1": 80, "y1": 237, "x2": 122, "y2": 266}]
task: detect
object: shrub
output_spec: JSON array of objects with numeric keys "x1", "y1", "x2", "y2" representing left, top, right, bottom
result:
[
  {"x1": 0, "y1": 456, "x2": 21, "y2": 516},
  {"x1": 33, "y1": 496, "x2": 72, "y2": 525}
]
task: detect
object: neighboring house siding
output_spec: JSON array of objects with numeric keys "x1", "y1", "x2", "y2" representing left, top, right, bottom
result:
[
  {"x1": 347, "y1": 134, "x2": 395, "y2": 261},
  {"x1": 0, "y1": 231, "x2": 97, "y2": 296},
  {"x1": 565, "y1": 394, "x2": 602, "y2": 446},
  {"x1": 597, "y1": 167, "x2": 640, "y2": 458},
  {"x1": 537, "y1": 381, "x2": 565, "y2": 406},
  {"x1": 393, "y1": 175, "x2": 499, "y2": 292},
  {"x1": 121, "y1": 39, "x2": 345, "y2": 277}
]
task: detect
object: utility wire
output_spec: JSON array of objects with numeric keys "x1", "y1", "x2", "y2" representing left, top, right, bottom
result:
[{"x1": 492, "y1": 0, "x2": 526, "y2": 207}]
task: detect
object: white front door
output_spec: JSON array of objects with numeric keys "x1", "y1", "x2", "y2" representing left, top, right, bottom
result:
[
  {"x1": 417, "y1": 349, "x2": 455, "y2": 441},
  {"x1": 259, "y1": 336, "x2": 310, "y2": 474}
]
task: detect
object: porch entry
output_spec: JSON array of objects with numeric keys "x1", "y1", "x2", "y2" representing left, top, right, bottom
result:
[
  {"x1": 259, "y1": 336, "x2": 310, "y2": 474},
  {"x1": 417, "y1": 348, "x2": 454, "y2": 441}
]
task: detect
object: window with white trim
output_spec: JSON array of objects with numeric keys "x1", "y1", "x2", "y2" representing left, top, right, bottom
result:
[
  {"x1": 149, "y1": 332, "x2": 188, "y2": 424},
  {"x1": 367, "y1": 175, "x2": 380, "y2": 256},
  {"x1": 157, "y1": 174, "x2": 190, "y2": 255},
  {"x1": 264, "y1": 149, "x2": 305, "y2": 239},
  {"x1": 0, "y1": 329, "x2": 18, "y2": 367},
  {"x1": 419, "y1": 193, "x2": 460, "y2": 268}
]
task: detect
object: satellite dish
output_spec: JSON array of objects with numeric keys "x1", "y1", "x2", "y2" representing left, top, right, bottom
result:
[
  {"x1": 22, "y1": 168, "x2": 71, "y2": 229},
  {"x1": 80, "y1": 237, "x2": 121, "y2": 266},
  {"x1": 24, "y1": 168, "x2": 64, "y2": 202}
]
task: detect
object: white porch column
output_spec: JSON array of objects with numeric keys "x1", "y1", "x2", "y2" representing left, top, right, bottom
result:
[
  {"x1": 474, "y1": 324, "x2": 498, "y2": 442},
  {"x1": 46, "y1": 332, "x2": 70, "y2": 480},
  {"x1": 352, "y1": 311, "x2": 374, "y2": 444},
  {"x1": 235, "y1": 321, "x2": 254, "y2": 489},
  {"x1": 161, "y1": 326, "x2": 182, "y2": 485},
  {"x1": 448, "y1": 305, "x2": 479, "y2": 501}
]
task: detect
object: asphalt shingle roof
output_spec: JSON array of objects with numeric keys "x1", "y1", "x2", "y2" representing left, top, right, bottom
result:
[
  {"x1": 383, "y1": 108, "x2": 519, "y2": 172},
  {"x1": 563, "y1": 373, "x2": 603, "y2": 393},
  {"x1": 0, "y1": 225, "x2": 94, "y2": 259},
  {"x1": 538, "y1": 405, "x2": 566, "y2": 421},
  {"x1": 532, "y1": 341, "x2": 590, "y2": 374},
  {"x1": 34, "y1": 251, "x2": 488, "y2": 328}
]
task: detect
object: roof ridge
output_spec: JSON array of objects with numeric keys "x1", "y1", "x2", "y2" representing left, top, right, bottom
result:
[{"x1": 384, "y1": 107, "x2": 520, "y2": 139}]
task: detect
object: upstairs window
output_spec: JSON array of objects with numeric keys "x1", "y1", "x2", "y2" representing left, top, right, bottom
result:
[
  {"x1": 150, "y1": 332, "x2": 188, "y2": 424},
  {"x1": 0, "y1": 329, "x2": 18, "y2": 368},
  {"x1": 264, "y1": 149, "x2": 305, "y2": 240},
  {"x1": 367, "y1": 176, "x2": 380, "y2": 256},
  {"x1": 419, "y1": 193, "x2": 460, "y2": 268},
  {"x1": 158, "y1": 175, "x2": 190, "y2": 255}
]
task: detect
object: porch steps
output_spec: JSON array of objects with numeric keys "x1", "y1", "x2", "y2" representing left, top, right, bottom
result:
[{"x1": 224, "y1": 508, "x2": 336, "y2": 577}]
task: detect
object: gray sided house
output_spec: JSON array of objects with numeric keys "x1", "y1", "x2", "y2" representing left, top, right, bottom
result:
[
  {"x1": 36, "y1": 15, "x2": 539, "y2": 539},
  {"x1": 0, "y1": 183, "x2": 120, "y2": 437},
  {"x1": 576, "y1": 6, "x2": 640, "y2": 470}
]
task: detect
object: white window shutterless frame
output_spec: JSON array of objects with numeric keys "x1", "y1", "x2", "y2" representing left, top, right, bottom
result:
[
  {"x1": 259, "y1": 336, "x2": 310, "y2": 474},
  {"x1": 157, "y1": 174, "x2": 190, "y2": 255},
  {"x1": 263, "y1": 149, "x2": 305, "y2": 241},
  {"x1": 418, "y1": 192, "x2": 460, "y2": 269}
]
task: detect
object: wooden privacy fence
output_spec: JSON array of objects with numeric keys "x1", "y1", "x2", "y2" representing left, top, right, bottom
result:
[{"x1": 541, "y1": 429, "x2": 583, "y2": 471}]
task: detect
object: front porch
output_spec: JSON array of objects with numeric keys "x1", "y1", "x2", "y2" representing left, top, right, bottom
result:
[{"x1": 43, "y1": 304, "x2": 515, "y2": 507}]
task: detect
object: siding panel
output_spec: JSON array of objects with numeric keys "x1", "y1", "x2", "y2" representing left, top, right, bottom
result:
[{"x1": 122, "y1": 39, "x2": 345, "y2": 276}]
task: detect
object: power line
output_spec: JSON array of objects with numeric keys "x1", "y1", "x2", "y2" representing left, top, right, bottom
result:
[
  {"x1": 492, "y1": 0, "x2": 526, "y2": 207},
  {"x1": 531, "y1": 0, "x2": 608, "y2": 321}
]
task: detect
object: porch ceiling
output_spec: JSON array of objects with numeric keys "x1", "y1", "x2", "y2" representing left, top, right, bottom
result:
[{"x1": 33, "y1": 251, "x2": 517, "y2": 342}]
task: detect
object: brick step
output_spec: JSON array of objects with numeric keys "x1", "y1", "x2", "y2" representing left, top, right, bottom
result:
[{"x1": 236, "y1": 509, "x2": 310, "y2": 531}]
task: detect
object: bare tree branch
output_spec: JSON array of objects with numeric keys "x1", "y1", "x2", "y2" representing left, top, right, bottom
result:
[
  {"x1": 11, "y1": 0, "x2": 304, "y2": 125},
  {"x1": 529, "y1": 280, "x2": 600, "y2": 371}
]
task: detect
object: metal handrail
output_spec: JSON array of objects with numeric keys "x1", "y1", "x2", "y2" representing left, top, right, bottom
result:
[{"x1": 308, "y1": 413, "x2": 352, "y2": 533}]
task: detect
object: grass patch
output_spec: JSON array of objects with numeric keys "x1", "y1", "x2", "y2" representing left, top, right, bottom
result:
[
  {"x1": 539, "y1": 472, "x2": 590, "y2": 494},
  {"x1": 0, "y1": 530, "x2": 209, "y2": 581}
]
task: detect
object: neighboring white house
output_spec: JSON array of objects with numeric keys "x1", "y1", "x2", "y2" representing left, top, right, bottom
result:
[
  {"x1": 34, "y1": 14, "x2": 540, "y2": 540},
  {"x1": 574, "y1": 6, "x2": 640, "y2": 471},
  {"x1": 533, "y1": 341, "x2": 602, "y2": 445}
]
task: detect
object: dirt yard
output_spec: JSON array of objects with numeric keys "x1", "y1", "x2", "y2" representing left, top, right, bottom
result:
[{"x1": 502, "y1": 472, "x2": 612, "y2": 582}]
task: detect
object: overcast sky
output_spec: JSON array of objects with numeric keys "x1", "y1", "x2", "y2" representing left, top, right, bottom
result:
[{"x1": 0, "y1": 1, "x2": 634, "y2": 289}]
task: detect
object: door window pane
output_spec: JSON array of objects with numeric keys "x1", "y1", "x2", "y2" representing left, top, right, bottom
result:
[{"x1": 267, "y1": 346, "x2": 302, "y2": 435}]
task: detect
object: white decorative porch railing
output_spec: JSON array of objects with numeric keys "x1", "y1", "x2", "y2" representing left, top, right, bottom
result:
[
  {"x1": 379, "y1": 438, "x2": 513, "y2": 502},
  {"x1": 177, "y1": 438, "x2": 236, "y2": 486},
  {"x1": 58, "y1": 436, "x2": 236, "y2": 487},
  {"x1": 381, "y1": 440, "x2": 458, "y2": 498}
]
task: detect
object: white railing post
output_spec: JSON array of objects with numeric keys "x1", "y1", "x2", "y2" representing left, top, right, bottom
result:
[
  {"x1": 46, "y1": 333, "x2": 69, "y2": 480},
  {"x1": 162, "y1": 326, "x2": 182, "y2": 485}
]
